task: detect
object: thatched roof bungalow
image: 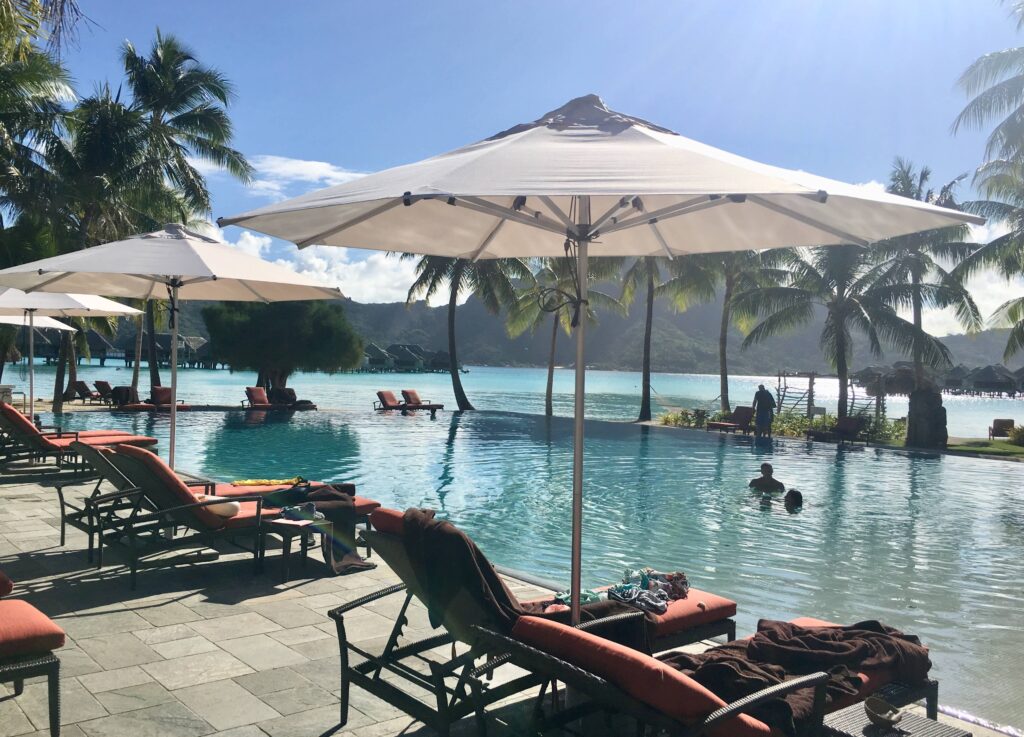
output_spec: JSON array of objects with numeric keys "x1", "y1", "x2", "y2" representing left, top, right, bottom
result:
[{"x1": 968, "y1": 364, "x2": 1017, "y2": 394}]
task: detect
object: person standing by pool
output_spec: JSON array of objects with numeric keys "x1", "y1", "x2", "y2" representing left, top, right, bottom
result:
[
  {"x1": 749, "y1": 463, "x2": 785, "y2": 493},
  {"x1": 752, "y1": 384, "x2": 777, "y2": 438}
]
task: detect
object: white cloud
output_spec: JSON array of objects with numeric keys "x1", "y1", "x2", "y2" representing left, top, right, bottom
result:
[
  {"x1": 188, "y1": 154, "x2": 366, "y2": 200},
  {"x1": 856, "y1": 179, "x2": 887, "y2": 193}
]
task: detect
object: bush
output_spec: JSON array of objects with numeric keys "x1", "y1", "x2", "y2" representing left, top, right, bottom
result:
[
  {"x1": 660, "y1": 409, "x2": 697, "y2": 428},
  {"x1": 1007, "y1": 426, "x2": 1024, "y2": 446}
]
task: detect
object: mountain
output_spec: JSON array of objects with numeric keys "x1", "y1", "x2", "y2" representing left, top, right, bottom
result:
[{"x1": 130, "y1": 295, "x2": 1024, "y2": 374}]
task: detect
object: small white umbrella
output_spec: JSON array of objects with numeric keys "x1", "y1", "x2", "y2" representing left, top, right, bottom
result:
[
  {"x1": 0, "y1": 224, "x2": 342, "y2": 466},
  {"x1": 0, "y1": 289, "x2": 140, "y2": 412},
  {"x1": 226, "y1": 94, "x2": 984, "y2": 621},
  {"x1": 0, "y1": 314, "x2": 77, "y2": 331}
]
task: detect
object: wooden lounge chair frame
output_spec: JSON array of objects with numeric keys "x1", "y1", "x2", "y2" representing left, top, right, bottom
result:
[
  {"x1": 805, "y1": 416, "x2": 870, "y2": 446},
  {"x1": 93, "y1": 381, "x2": 114, "y2": 405},
  {"x1": 706, "y1": 406, "x2": 754, "y2": 434},
  {"x1": 73, "y1": 380, "x2": 104, "y2": 405},
  {"x1": 241, "y1": 386, "x2": 292, "y2": 411},
  {"x1": 989, "y1": 418, "x2": 1014, "y2": 440},
  {"x1": 401, "y1": 389, "x2": 444, "y2": 418},
  {"x1": 471, "y1": 624, "x2": 829, "y2": 736}
]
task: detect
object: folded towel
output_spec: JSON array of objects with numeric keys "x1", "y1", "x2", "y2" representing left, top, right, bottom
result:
[{"x1": 231, "y1": 477, "x2": 305, "y2": 486}]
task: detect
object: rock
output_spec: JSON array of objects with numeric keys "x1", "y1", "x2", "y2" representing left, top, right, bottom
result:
[{"x1": 905, "y1": 388, "x2": 947, "y2": 449}]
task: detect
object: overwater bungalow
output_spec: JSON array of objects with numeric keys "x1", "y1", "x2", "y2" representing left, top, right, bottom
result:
[{"x1": 967, "y1": 364, "x2": 1018, "y2": 395}]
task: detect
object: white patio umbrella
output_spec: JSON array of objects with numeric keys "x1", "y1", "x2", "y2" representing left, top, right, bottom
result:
[
  {"x1": 0, "y1": 224, "x2": 342, "y2": 467},
  {"x1": 0, "y1": 314, "x2": 77, "y2": 331},
  {"x1": 0, "y1": 289, "x2": 140, "y2": 412},
  {"x1": 218, "y1": 94, "x2": 984, "y2": 621}
]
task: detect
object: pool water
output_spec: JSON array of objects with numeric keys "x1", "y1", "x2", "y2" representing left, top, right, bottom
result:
[{"x1": 52, "y1": 407, "x2": 1024, "y2": 728}]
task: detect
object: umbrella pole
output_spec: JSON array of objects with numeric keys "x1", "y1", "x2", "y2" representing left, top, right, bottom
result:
[
  {"x1": 570, "y1": 198, "x2": 591, "y2": 626},
  {"x1": 169, "y1": 285, "x2": 179, "y2": 468},
  {"x1": 27, "y1": 310, "x2": 34, "y2": 416}
]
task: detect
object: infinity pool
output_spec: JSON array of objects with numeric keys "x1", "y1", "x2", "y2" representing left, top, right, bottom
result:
[{"x1": 53, "y1": 408, "x2": 1024, "y2": 728}]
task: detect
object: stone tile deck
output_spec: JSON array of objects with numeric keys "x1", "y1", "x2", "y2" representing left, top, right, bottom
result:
[{"x1": 0, "y1": 472, "x2": 1003, "y2": 737}]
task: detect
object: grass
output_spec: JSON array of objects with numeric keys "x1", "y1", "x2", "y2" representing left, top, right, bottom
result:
[{"x1": 945, "y1": 438, "x2": 1024, "y2": 458}]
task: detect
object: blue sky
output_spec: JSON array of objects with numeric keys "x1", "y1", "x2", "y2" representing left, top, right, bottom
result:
[{"x1": 61, "y1": 1, "x2": 1022, "y2": 332}]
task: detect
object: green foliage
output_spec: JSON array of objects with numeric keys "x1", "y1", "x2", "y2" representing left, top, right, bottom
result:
[
  {"x1": 657, "y1": 409, "x2": 907, "y2": 444},
  {"x1": 659, "y1": 409, "x2": 698, "y2": 427},
  {"x1": 202, "y1": 301, "x2": 363, "y2": 386},
  {"x1": 1007, "y1": 425, "x2": 1024, "y2": 446}
]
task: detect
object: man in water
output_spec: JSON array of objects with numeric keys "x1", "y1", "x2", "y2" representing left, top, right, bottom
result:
[
  {"x1": 784, "y1": 489, "x2": 803, "y2": 512},
  {"x1": 752, "y1": 384, "x2": 777, "y2": 438},
  {"x1": 749, "y1": 462, "x2": 785, "y2": 493}
]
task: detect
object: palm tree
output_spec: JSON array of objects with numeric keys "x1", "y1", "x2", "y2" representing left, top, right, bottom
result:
[
  {"x1": 121, "y1": 29, "x2": 252, "y2": 390},
  {"x1": 872, "y1": 158, "x2": 981, "y2": 388},
  {"x1": 621, "y1": 257, "x2": 714, "y2": 422},
  {"x1": 734, "y1": 246, "x2": 952, "y2": 418},
  {"x1": 404, "y1": 256, "x2": 532, "y2": 411},
  {"x1": 506, "y1": 257, "x2": 623, "y2": 416}
]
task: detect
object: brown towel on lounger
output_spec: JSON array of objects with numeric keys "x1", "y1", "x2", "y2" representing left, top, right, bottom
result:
[
  {"x1": 659, "y1": 619, "x2": 931, "y2": 736},
  {"x1": 401, "y1": 508, "x2": 650, "y2": 652}
]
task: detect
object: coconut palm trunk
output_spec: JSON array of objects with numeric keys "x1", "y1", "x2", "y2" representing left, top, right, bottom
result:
[
  {"x1": 62, "y1": 338, "x2": 77, "y2": 401},
  {"x1": 51, "y1": 333, "x2": 68, "y2": 413},
  {"x1": 130, "y1": 314, "x2": 143, "y2": 391},
  {"x1": 719, "y1": 275, "x2": 733, "y2": 412},
  {"x1": 546, "y1": 311, "x2": 559, "y2": 416},
  {"x1": 448, "y1": 265, "x2": 473, "y2": 411},
  {"x1": 912, "y1": 271, "x2": 924, "y2": 388},
  {"x1": 638, "y1": 268, "x2": 655, "y2": 422},
  {"x1": 145, "y1": 301, "x2": 161, "y2": 389},
  {"x1": 835, "y1": 324, "x2": 849, "y2": 419}
]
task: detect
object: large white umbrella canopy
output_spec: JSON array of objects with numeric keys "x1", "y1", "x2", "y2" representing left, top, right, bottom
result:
[
  {"x1": 219, "y1": 94, "x2": 983, "y2": 622},
  {"x1": 0, "y1": 224, "x2": 343, "y2": 466},
  {"x1": 0, "y1": 315, "x2": 77, "y2": 331},
  {"x1": 0, "y1": 289, "x2": 140, "y2": 412}
]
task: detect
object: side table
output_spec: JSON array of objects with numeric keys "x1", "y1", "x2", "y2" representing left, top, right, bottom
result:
[
  {"x1": 824, "y1": 704, "x2": 970, "y2": 737},
  {"x1": 265, "y1": 518, "x2": 333, "y2": 582}
]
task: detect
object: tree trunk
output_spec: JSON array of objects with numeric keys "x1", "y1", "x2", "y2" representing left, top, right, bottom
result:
[
  {"x1": 912, "y1": 271, "x2": 924, "y2": 389},
  {"x1": 145, "y1": 301, "x2": 161, "y2": 389},
  {"x1": 447, "y1": 267, "x2": 474, "y2": 411},
  {"x1": 546, "y1": 312, "x2": 558, "y2": 417},
  {"x1": 130, "y1": 315, "x2": 143, "y2": 391},
  {"x1": 51, "y1": 333, "x2": 68, "y2": 413},
  {"x1": 63, "y1": 338, "x2": 77, "y2": 401},
  {"x1": 638, "y1": 268, "x2": 655, "y2": 422},
  {"x1": 835, "y1": 321, "x2": 849, "y2": 419},
  {"x1": 719, "y1": 276, "x2": 733, "y2": 413}
]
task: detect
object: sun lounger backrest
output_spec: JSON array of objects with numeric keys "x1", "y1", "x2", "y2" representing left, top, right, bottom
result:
[
  {"x1": 377, "y1": 390, "x2": 400, "y2": 409},
  {"x1": 246, "y1": 387, "x2": 269, "y2": 405},
  {"x1": 71, "y1": 442, "x2": 134, "y2": 492},
  {"x1": 94, "y1": 381, "x2": 113, "y2": 397},
  {"x1": 0, "y1": 403, "x2": 51, "y2": 451},
  {"x1": 732, "y1": 406, "x2": 754, "y2": 426},
  {"x1": 402, "y1": 389, "x2": 422, "y2": 405},
  {"x1": 73, "y1": 380, "x2": 92, "y2": 397},
  {"x1": 110, "y1": 445, "x2": 223, "y2": 530},
  {"x1": 992, "y1": 418, "x2": 1014, "y2": 435},
  {"x1": 151, "y1": 387, "x2": 172, "y2": 405}
]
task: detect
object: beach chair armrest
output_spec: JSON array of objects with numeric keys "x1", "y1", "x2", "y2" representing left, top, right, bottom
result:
[
  {"x1": 574, "y1": 610, "x2": 645, "y2": 632},
  {"x1": 327, "y1": 583, "x2": 408, "y2": 620},
  {"x1": 696, "y1": 671, "x2": 830, "y2": 734},
  {"x1": 88, "y1": 487, "x2": 145, "y2": 505}
]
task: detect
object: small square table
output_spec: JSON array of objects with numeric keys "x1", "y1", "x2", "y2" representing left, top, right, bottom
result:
[{"x1": 265, "y1": 518, "x2": 333, "y2": 582}]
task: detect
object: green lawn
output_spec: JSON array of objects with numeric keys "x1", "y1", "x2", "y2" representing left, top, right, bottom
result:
[{"x1": 945, "y1": 439, "x2": 1024, "y2": 458}]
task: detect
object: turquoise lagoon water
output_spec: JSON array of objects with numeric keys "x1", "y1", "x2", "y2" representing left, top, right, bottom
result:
[{"x1": 47, "y1": 396, "x2": 1024, "y2": 728}]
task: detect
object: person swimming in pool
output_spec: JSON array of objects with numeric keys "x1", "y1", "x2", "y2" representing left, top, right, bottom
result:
[
  {"x1": 784, "y1": 489, "x2": 803, "y2": 512},
  {"x1": 749, "y1": 462, "x2": 785, "y2": 493}
]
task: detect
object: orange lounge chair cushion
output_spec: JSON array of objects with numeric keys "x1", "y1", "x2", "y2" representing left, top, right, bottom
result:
[
  {"x1": 151, "y1": 386, "x2": 172, "y2": 404},
  {"x1": 402, "y1": 389, "x2": 423, "y2": 405},
  {"x1": 116, "y1": 445, "x2": 226, "y2": 529},
  {"x1": 377, "y1": 390, "x2": 401, "y2": 409},
  {"x1": 0, "y1": 569, "x2": 12, "y2": 597},
  {"x1": 370, "y1": 507, "x2": 404, "y2": 535},
  {"x1": 246, "y1": 387, "x2": 270, "y2": 405},
  {"x1": 0, "y1": 600, "x2": 66, "y2": 657},
  {"x1": 118, "y1": 403, "x2": 155, "y2": 412},
  {"x1": 211, "y1": 484, "x2": 380, "y2": 515},
  {"x1": 220, "y1": 500, "x2": 281, "y2": 529},
  {"x1": 44, "y1": 434, "x2": 158, "y2": 449},
  {"x1": 648, "y1": 588, "x2": 737, "y2": 636},
  {"x1": 512, "y1": 616, "x2": 770, "y2": 737}
]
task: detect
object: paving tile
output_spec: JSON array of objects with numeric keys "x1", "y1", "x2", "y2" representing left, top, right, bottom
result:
[
  {"x1": 175, "y1": 680, "x2": 280, "y2": 731},
  {"x1": 150, "y1": 635, "x2": 220, "y2": 659},
  {"x1": 78, "y1": 665, "x2": 153, "y2": 694},
  {"x1": 0, "y1": 697, "x2": 35, "y2": 737},
  {"x1": 18, "y1": 678, "x2": 108, "y2": 728},
  {"x1": 259, "y1": 684, "x2": 335, "y2": 716},
  {"x1": 289, "y1": 657, "x2": 341, "y2": 694},
  {"x1": 133, "y1": 624, "x2": 197, "y2": 645},
  {"x1": 77, "y1": 701, "x2": 214, "y2": 737},
  {"x1": 187, "y1": 613, "x2": 281, "y2": 642},
  {"x1": 232, "y1": 668, "x2": 312, "y2": 698},
  {"x1": 211, "y1": 727, "x2": 269, "y2": 737},
  {"x1": 217, "y1": 634, "x2": 308, "y2": 671},
  {"x1": 246, "y1": 601, "x2": 325, "y2": 628},
  {"x1": 133, "y1": 601, "x2": 203, "y2": 627},
  {"x1": 92, "y1": 682, "x2": 176, "y2": 715},
  {"x1": 76, "y1": 633, "x2": 162, "y2": 669},
  {"x1": 55, "y1": 609, "x2": 150, "y2": 640},
  {"x1": 142, "y1": 651, "x2": 254, "y2": 691},
  {"x1": 284, "y1": 638, "x2": 338, "y2": 661},
  {"x1": 17, "y1": 726, "x2": 87, "y2": 737},
  {"x1": 266, "y1": 626, "x2": 331, "y2": 647},
  {"x1": 54, "y1": 647, "x2": 104, "y2": 678},
  {"x1": 258, "y1": 704, "x2": 369, "y2": 737}
]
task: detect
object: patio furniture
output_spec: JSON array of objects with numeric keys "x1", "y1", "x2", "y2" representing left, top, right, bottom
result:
[
  {"x1": 93, "y1": 380, "x2": 114, "y2": 405},
  {"x1": 706, "y1": 406, "x2": 754, "y2": 434},
  {"x1": 268, "y1": 387, "x2": 317, "y2": 410},
  {"x1": 806, "y1": 416, "x2": 869, "y2": 445},
  {"x1": 473, "y1": 616, "x2": 829, "y2": 737},
  {"x1": 988, "y1": 419, "x2": 1014, "y2": 440},
  {"x1": 242, "y1": 386, "x2": 291, "y2": 411},
  {"x1": 400, "y1": 389, "x2": 444, "y2": 418},
  {"x1": 0, "y1": 402, "x2": 157, "y2": 469},
  {"x1": 373, "y1": 390, "x2": 404, "y2": 412},
  {"x1": 824, "y1": 702, "x2": 967, "y2": 737},
  {"x1": 72, "y1": 380, "x2": 103, "y2": 404},
  {"x1": 99, "y1": 445, "x2": 276, "y2": 588},
  {"x1": 264, "y1": 518, "x2": 333, "y2": 582},
  {"x1": 0, "y1": 569, "x2": 65, "y2": 737}
]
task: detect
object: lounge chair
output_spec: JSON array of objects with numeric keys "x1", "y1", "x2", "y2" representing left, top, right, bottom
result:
[
  {"x1": 93, "y1": 380, "x2": 114, "y2": 405},
  {"x1": 0, "y1": 569, "x2": 65, "y2": 737},
  {"x1": 72, "y1": 380, "x2": 104, "y2": 405},
  {"x1": 269, "y1": 387, "x2": 317, "y2": 411},
  {"x1": 473, "y1": 616, "x2": 829, "y2": 737},
  {"x1": 327, "y1": 507, "x2": 737, "y2": 733},
  {"x1": 242, "y1": 386, "x2": 291, "y2": 411},
  {"x1": 118, "y1": 386, "x2": 191, "y2": 412},
  {"x1": 401, "y1": 389, "x2": 444, "y2": 418},
  {"x1": 0, "y1": 402, "x2": 157, "y2": 469},
  {"x1": 706, "y1": 406, "x2": 754, "y2": 434},
  {"x1": 989, "y1": 418, "x2": 1014, "y2": 440},
  {"x1": 374, "y1": 390, "x2": 405, "y2": 412},
  {"x1": 805, "y1": 416, "x2": 869, "y2": 445}
]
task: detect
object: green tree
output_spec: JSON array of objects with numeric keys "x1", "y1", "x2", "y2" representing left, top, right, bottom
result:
[
  {"x1": 202, "y1": 301, "x2": 363, "y2": 388},
  {"x1": 506, "y1": 257, "x2": 623, "y2": 416},
  {"x1": 404, "y1": 256, "x2": 533, "y2": 411},
  {"x1": 121, "y1": 29, "x2": 252, "y2": 390},
  {"x1": 873, "y1": 158, "x2": 981, "y2": 388},
  {"x1": 734, "y1": 246, "x2": 952, "y2": 418},
  {"x1": 621, "y1": 257, "x2": 714, "y2": 422}
]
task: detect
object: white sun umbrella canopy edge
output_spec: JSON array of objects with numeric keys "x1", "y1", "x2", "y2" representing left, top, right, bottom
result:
[{"x1": 220, "y1": 94, "x2": 983, "y2": 623}]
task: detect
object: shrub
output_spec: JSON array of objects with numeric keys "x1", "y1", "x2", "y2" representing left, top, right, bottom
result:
[{"x1": 1007, "y1": 426, "x2": 1024, "y2": 446}]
